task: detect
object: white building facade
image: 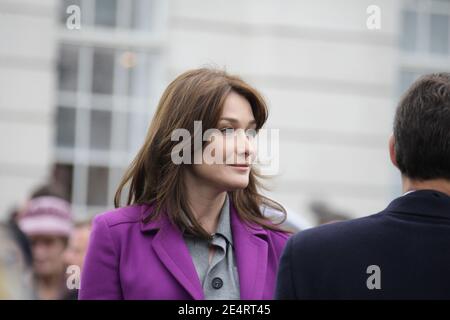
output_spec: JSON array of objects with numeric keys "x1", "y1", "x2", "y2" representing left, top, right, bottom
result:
[{"x1": 1, "y1": 0, "x2": 449, "y2": 225}]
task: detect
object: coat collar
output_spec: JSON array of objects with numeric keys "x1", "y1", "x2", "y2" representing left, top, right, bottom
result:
[
  {"x1": 140, "y1": 203, "x2": 204, "y2": 299},
  {"x1": 229, "y1": 201, "x2": 269, "y2": 300},
  {"x1": 140, "y1": 203, "x2": 165, "y2": 232},
  {"x1": 139, "y1": 200, "x2": 269, "y2": 300},
  {"x1": 386, "y1": 189, "x2": 450, "y2": 220}
]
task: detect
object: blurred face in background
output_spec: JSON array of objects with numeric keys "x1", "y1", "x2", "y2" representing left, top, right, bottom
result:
[
  {"x1": 189, "y1": 91, "x2": 257, "y2": 191},
  {"x1": 30, "y1": 234, "x2": 67, "y2": 278},
  {"x1": 63, "y1": 224, "x2": 91, "y2": 270}
]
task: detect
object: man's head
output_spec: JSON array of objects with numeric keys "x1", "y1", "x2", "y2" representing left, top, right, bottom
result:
[{"x1": 390, "y1": 73, "x2": 450, "y2": 182}]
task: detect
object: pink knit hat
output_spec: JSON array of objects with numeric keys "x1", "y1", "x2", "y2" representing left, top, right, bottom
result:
[{"x1": 18, "y1": 196, "x2": 73, "y2": 238}]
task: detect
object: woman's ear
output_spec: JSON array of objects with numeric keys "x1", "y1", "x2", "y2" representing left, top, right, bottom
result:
[{"x1": 389, "y1": 134, "x2": 398, "y2": 168}]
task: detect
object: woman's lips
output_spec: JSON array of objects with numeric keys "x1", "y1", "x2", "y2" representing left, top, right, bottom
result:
[{"x1": 227, "y1": 164, "x2": 250, "y2": 171}]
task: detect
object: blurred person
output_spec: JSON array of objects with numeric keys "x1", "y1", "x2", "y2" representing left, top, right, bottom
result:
[
  {"x1": 29, "y1": 184, "x2": 69, "y2": 202},
  {"x1": 309, "y1": 201, "x2": 349, "y2": 225},
  {"x1": 0, "y1": 217, "x2": 34, "y2": 299},
  {"x1": 18, "y1": 196, "x2": 74, "y2": 300},
  {"x1": 276, "y1": 73, "x2": 450, "y2": 299},
  {"x1": 263, "y1": 205, "x2": 310, "y2": 233},
  {"x1": 63, "y1": 220, "x2": 91, "y2": 300},
  {"x1": 7, "y1": 208, "x2": 33, "y2": 268},
  {"x1": 79, "y1": 68, "x2": 291, "y2": 300},
  {"x1": 11, "y1": 183, "x2": 69, "y2": 227}
]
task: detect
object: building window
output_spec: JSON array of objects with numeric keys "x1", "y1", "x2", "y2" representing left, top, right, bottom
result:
[
  {"x1": 55, "y1": 0, "x2": 166, "y2": 219},
  {"x1": 399, "y1": 0, "x2": 450, "y2": 95},
  {"x1": 60, "y1": 0, "x2": 159, "y2": 30}
]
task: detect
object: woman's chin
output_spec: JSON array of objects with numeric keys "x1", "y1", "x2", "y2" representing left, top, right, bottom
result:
[{"x1": 223, "y1": 178, "x2": 249, "y2": 191}]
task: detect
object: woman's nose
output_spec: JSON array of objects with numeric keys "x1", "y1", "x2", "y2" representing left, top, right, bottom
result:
[{"x1": 235, "y1": 129, "x2": 255, "y2": 161}]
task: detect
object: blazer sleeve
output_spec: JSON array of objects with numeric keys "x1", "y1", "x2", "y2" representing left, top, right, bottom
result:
[
  {"x1": 275, "y1": 236, "x2": 297, "y2": 299},
  {"x1": 78, "y1": 214, "x2": 123, "y2": 300}
]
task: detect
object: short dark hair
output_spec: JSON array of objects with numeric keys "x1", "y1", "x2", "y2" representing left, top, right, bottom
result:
[
  {"x1": 30, "y1": 184, "x2": 68, "y2": 201},
  {"x1": 394, "y1": 72, "x2": 450, "y2": 180}
]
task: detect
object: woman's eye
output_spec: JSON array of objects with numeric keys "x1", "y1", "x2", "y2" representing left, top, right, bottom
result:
[
  {"x1": 246, "y1": 129, "x2": 257, "y2": 138},
  {"x1": 220, "y1": 128, "x2": 234, "y2": 135}
]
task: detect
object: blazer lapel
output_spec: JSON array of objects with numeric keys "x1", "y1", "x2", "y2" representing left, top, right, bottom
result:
[
  {"x1": 230, "y1": 204, "x2": 269, "y2": 300},
  {"x1": 140, "y1": 205, "x2": 204, "y2": 300},
  {"x1": 139, "y1": 202, "x2": 271, "y2": 300}
]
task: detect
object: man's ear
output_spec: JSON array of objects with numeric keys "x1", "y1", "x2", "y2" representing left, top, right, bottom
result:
[{"x1": 389, "y1": 134, "x2": 398, "y2": 168}]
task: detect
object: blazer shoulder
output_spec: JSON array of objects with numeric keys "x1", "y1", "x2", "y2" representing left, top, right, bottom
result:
[
  {"x1": 93, "y1": 204, "x2": 143, "y2": 229},
  {"x1": 290, "y1": 212, "x2": 384, "y2": 252}
]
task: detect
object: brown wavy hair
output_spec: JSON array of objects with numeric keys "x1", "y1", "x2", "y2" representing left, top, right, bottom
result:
[{"x1": 114, "y1": 68, "x2": 287, "y2": 238}]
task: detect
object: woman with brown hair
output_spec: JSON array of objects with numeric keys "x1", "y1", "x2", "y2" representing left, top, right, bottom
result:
[{"x1": 79, "y1": 68, "x2": 290, "y2": 300}]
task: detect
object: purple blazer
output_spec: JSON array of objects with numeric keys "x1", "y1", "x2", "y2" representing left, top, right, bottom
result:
[{"x1": 79, "y1": 201, "x2": 290, "y2": 300}]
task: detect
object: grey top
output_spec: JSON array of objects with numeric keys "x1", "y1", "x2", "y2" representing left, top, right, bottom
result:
[{"x1": 183, "y1": 194, "x2": 240, "y2": 300}]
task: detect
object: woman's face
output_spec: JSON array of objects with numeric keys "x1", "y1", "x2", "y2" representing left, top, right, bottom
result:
[{"x1": 190, "y1": 91, "x2": 257, "y2": 191}]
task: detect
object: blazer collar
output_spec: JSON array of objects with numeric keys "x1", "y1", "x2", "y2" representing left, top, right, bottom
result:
[
  {"x1": 229, "y1": 201, "x2": 269, "y2": 300},
  {"x1": 386, "y1": 189, "x2": 450, "y2": 220},
  {"x1": 139, "y1": 200, "x2": 270, "y2": 300},
  {"x1": 140, "y1": 203, "x2": 164, "y2": 232},
  {"x1": 140, "y1": 203, "x2": 204, "y2": 299}
]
